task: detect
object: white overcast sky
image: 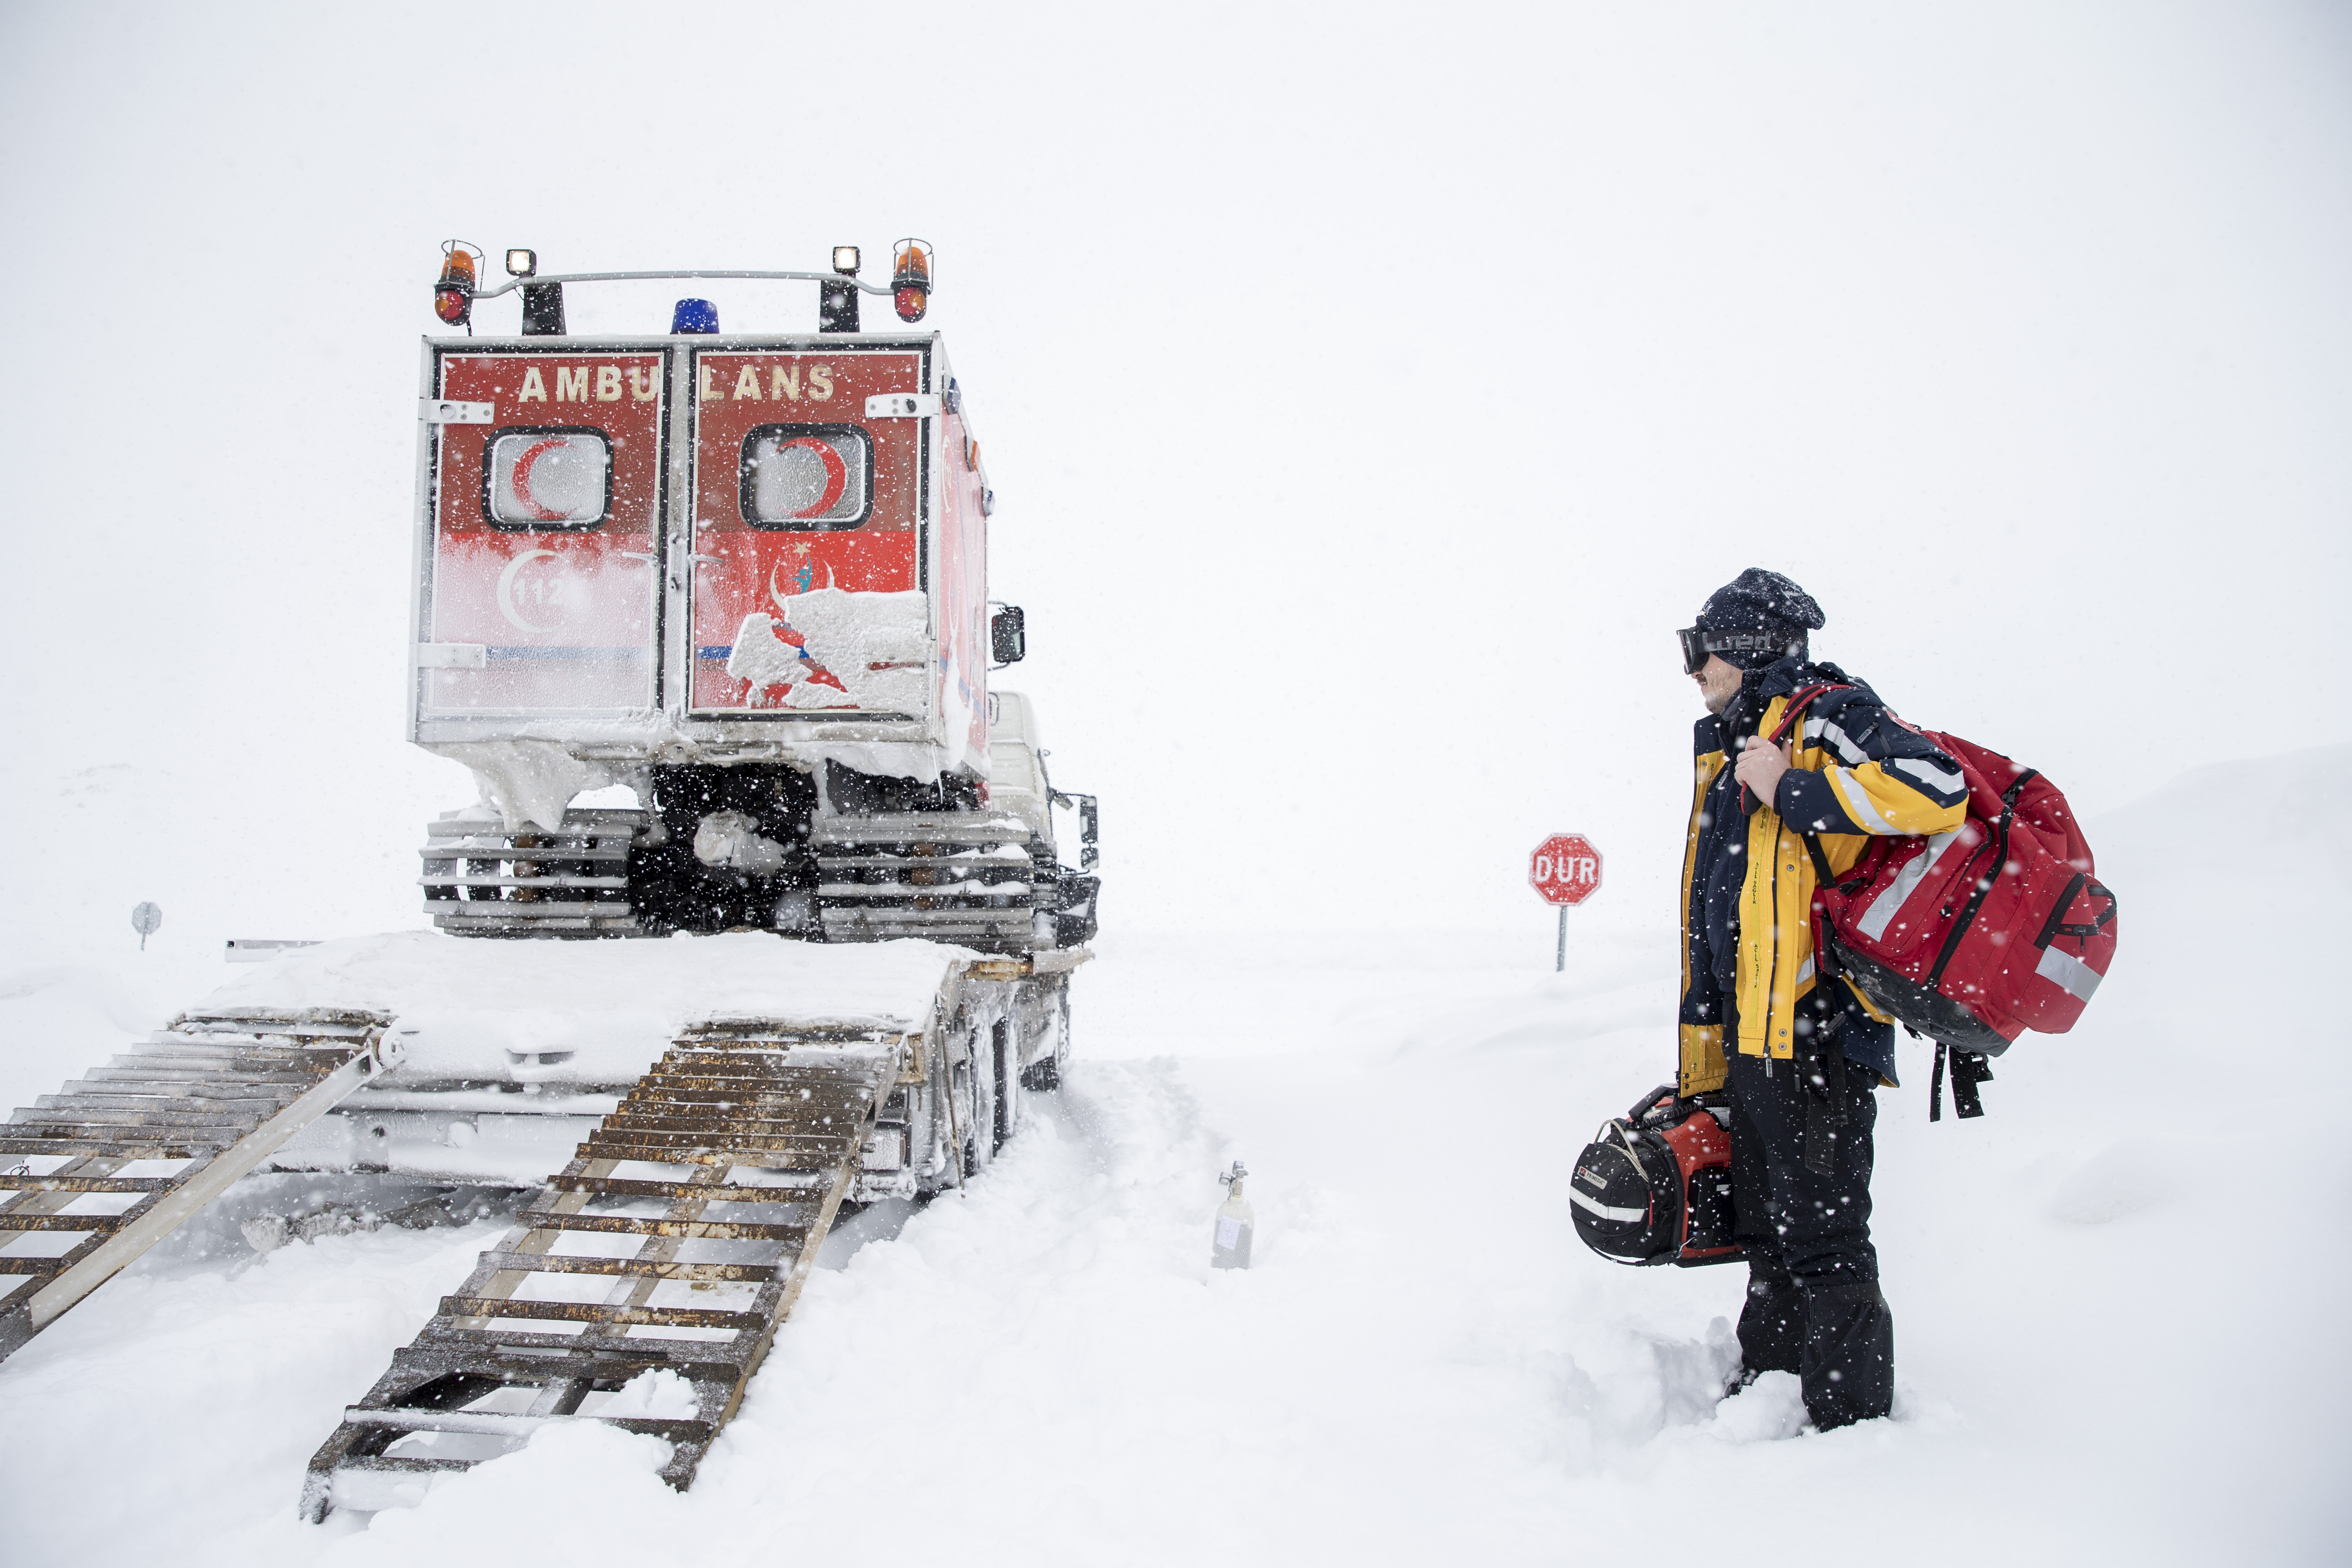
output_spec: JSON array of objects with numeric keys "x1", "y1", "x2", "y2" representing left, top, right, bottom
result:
[{"x1": 1, "y1": 1, "x2": 2346, "y2": 942}]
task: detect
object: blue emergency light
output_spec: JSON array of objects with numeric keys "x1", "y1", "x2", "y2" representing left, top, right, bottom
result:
[{"x1": 671, "y1": 299, "x2": 720, "y2": 334}]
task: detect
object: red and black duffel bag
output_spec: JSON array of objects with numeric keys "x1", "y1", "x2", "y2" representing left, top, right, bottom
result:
[
  {"x1": 1570, "y1": 1086, "x2": 1742, "y2": 1267},
  {"x1": 1768, "y1": 686, "x2": 2121, "y2": 1117}
]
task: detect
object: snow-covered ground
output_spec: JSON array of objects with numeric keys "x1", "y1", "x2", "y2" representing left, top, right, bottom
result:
[{"x1": 2, "y1": 746, "x2": 2343, "y2": 1565}]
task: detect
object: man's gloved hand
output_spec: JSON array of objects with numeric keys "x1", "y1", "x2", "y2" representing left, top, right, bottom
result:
[{"x1": 1734, "y1": 733, "x2": 1792, "y2": 807}]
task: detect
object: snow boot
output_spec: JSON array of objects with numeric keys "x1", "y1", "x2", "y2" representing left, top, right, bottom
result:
[
  {"x1": 1736, "y1": 1268, "x2": 1804, "y2": 1380},
  {"x1": 1800, "y1": 1281, "x2": 1893, "y2": 1429}
]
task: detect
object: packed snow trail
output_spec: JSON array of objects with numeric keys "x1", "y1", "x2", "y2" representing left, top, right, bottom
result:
[{"x1": 0, "y1": 749, "x2": 2345, "y2": 1565}]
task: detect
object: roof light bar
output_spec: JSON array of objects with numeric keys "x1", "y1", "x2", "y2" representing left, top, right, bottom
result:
[
  {"x1": 466, "y1": 268, "x2": 899, "y2": 301},
  {"x1": 426, "y1": 251, "x2": 943, "y2": 332}
]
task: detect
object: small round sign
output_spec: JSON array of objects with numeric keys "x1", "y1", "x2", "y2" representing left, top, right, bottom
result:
[{"x1": 131, "y1": 902, "x2": 162, "y2": 950}]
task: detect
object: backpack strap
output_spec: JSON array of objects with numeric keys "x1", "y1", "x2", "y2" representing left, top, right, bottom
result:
[
  {"x1": 1767, "y1": 683, "x2": 1846, "y2": 745},
  {"x1": 1923, "y1": 769, "x2": 2038, "y2": 991},
  {"x1": 1951, "y1": 1050, "x2": 1991, "y2": 1117},
  {"x1": 1738, "y1": 683, "x2": 1852, "y2": 815},
  {"x1": 1928, "y1": 1041, "x2": 1995, "y2": 1121},
  {"x1": 1783, "y1": 685, "x2": 1860, "y2": 895},
  {"x1": 1762, "y1": 683, "x2": 1867, "y2": 1172}
]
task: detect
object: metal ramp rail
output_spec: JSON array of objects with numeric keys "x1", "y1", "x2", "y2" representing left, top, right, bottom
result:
[
  {"x1": 0, "y1": 1009, "x2": 401, "y2": 1363},
  {"x1": 302, "y1": 1018, "x2": 907, "y2": 1520}
]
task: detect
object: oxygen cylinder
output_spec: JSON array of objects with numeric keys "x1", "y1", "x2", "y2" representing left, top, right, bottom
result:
[{"x1": 1210, "y1": 1160, "x2": 1254, "y2": 1269}]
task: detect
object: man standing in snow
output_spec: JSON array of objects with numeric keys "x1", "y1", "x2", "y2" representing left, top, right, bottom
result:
[{"x1": 1675, "y1": 568, "x2": 1968, "y2": 1429}]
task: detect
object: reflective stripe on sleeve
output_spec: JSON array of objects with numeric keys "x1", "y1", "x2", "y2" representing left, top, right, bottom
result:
[
  {"x1": 1827, "y1": 765, "x2": 1899, "y2": 833},
  {"x1": 1804, "y1": 717, "x2": 1869, "y2": 766},
  {"x1": 1894, "y1": 755, "x2": 1965, "y2": 794},
  {"x1": 1828, "y1": 759, "x2": 1970, "y2": 836}
]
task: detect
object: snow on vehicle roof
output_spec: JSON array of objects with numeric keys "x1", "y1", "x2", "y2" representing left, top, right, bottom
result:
[{"x1": 194, "y1": 929, "x2": 969, "y2": 1087}]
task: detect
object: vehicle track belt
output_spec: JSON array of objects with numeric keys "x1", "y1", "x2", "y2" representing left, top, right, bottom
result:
[
  {"x1": 302, "y1": 1020, "x2": 906, "y2": 1521},
  {"x1": 0, "y1": 1009, "x2": 399, "y2": 1364}
]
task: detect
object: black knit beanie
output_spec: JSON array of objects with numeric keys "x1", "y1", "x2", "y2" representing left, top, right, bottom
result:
[{"x1": 1695, "y1": 568, "x2": 1825, "y2": 670}]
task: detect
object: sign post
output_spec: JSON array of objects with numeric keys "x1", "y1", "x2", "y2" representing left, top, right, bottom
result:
[{"x1": 1528, "y1": 834, "x2": 1602, "y2": 972}]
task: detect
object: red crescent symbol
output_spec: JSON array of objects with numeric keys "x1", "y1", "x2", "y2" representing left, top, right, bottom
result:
[
  {"x1": 510, "y1": 436, "x2": 573, "y2": 522},
  {"x1": 779, "y1": 437, "x2": 848, "y2": 519}
]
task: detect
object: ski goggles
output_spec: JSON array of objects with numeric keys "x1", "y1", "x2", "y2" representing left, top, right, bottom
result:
[{"x1": 1677, "y1": 626, "x2": 1805, "y2": 675}]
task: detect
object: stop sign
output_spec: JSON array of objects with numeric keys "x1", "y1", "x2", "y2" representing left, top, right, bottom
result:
[{"x1": 1530, "y1": 834, "x2": 1602, "y2": 906}]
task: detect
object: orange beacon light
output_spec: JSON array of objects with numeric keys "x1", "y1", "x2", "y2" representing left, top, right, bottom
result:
[
  {"x1": 891, "y1": 240, "x2": 932, "y2": 323},
  {"x1": 433, "y1": 241, "x2": 481, "y2": 327}
]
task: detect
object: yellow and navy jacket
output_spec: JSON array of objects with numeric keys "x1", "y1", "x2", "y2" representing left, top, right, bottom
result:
[{"x1": 1678, "y1": 659, "x2": 1968, "y2": 1096}]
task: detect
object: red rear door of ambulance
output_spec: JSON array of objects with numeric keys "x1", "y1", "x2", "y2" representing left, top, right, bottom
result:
[
  {"x1": 418, "y1": 351, "x2": 666, "y2": 717},
  {"x1": 684, "y1": 347, "x2": 924, "y2": 716}
]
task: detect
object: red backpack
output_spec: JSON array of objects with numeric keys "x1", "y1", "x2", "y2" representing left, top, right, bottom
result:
[{"x1": 1760, "y1": 686, "x2": 2120, "y2": 1118}]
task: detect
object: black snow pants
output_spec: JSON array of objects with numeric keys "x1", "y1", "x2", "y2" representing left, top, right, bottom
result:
[{"x1": 1725, "y1": 1045, "x2": 1894, "y2": 1430}]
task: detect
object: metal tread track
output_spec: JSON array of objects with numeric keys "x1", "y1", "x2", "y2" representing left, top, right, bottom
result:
[
  {"x1": 301, "y1": 1018, "x2": 906, "y2": 1520},
  {"x1": 0, "y1": 1009, "x2": 400, "y2": 1362},
  {"x1": 421, "y1": 810, "x2": 648, "y2": 935}
]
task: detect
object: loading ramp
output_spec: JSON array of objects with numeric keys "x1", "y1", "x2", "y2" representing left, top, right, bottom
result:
[
  {"x1": 0, "y1": 1009, "x2": 401, "y2": 1363},
  {"x1": 303, "y1": 1018, "x2": 907, "y2": 1519}
]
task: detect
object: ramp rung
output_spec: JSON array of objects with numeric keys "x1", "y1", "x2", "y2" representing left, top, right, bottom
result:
[
  {"x1": 339, "y1": 1406, "x2": 706, "y2": 1440},
  {"x1": 600, "y1": 1108, "x2": 860, "y2": 1132},
  {"x1": 9, "y1": 1109, "x2": 269, "y2": 1130},
  {"x1": 572, "y1": 1144, "x2": 837, "y2": 1169},
  {"x1": 514, "y1": 1213, "x2": 809, "y2": 1242},
  {"x1": 436, "y1": 1295, "x2": 769, "y2": 1332},
  {"x1": 37, "y1": 1092, "x2": 294, "y2": 1110},
  {"x1": 331, "y1": 1455, "x2": 475, "y2": 1480},
  {"x1": 413, "y1": 1325, "x2": 764, "y2": 1359},
  {"x1": 0, "y1": 1176, "x2": 176, "y2": 1194},
  {"x1": 542, "y1": 1176, "x2": 828, "y2": 1202},
  {"x1": 580, "y1": 1126, "x2": 855, "y2": 1153},
  {"x1": 0, "y1": 1139, "x2": 230, "y2": 1158},
  {"x1": 304, "y1": 1021, "x2": 904, "y2": 1522},
  {"x1": 471, "y1": 1250, "x2": 780, "y2": 1284},
  {"x1": 395, "y1": 1342, "x2": 747, "y2": 1379},
  {"x1": 49, "y1": 1080, "x2": 305, "y2": 1100},
  {"x1": 0, "y1": 1214, "x2": 131, "y2": 1232},
  {"x1": 93, "y1": 1054, "x2": 332, "y2": 1069}
]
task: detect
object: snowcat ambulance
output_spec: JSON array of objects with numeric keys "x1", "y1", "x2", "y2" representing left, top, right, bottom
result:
[{"x1": 2, "y1": 244, "x2": 1103, "y2": 1514}]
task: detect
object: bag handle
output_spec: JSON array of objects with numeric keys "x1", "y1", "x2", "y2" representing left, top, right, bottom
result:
[{"x1": 2034, "y1": 874, "x2": 2118, "y2": 947}]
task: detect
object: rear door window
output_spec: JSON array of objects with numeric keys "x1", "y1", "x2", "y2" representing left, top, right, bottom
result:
[
  {"x1": 484, "y1": 428, "x2": 612, "y2": 528},
  {"x1": 740, "y1": 424, "x2": 872, "y2": 529}
]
